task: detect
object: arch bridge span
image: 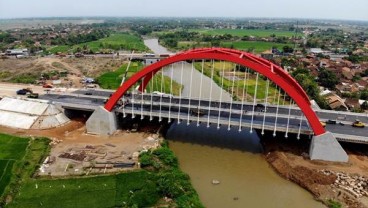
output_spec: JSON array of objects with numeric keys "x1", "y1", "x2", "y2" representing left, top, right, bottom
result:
[{"x1": 104, "y1": 48, "x2": 325, "y2": 136}]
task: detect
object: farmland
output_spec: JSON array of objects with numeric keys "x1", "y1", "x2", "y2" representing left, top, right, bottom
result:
[
  {"x1": 8, "y1": 171, "x2": 159, "y2": 208},
  {"x1": 2, "y1": 134, "x2": 202, "y2": 208},
  {"x1": 189, "y1": 29, "x2": 298, "y2": 37},
  {"x1": 194, "y1": 61, "x2": 279, "y2": 102},
  {"x1": 221, "y1": 41, "x2": 293, "y2": 53},
  {"x1": 0, "y1": 134, "x2": 29, "y2": 197},
  {"x1": 97, "y1": 62, "x2": 182, "y2": 95},
  {"x1": 47, "y1": 33, "x2": 149, "y2": 54}
]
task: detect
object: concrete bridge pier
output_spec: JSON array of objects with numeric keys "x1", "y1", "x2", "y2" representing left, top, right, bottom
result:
[
  {"x1": 309, "y1": 131, "x2": 348, "y2": 162},
  {"x1": 86, "y1": 106, "x2": 117, "y2": 135}
]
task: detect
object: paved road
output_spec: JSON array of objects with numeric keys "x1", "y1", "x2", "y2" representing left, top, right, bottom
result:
[{"x1": 41, "y1": 91, "x2": 368, "y2": 143}]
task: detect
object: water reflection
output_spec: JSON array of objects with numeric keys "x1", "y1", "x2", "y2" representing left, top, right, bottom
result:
[{"x1": 166, "y1": 122, "x2": 262, "y2": 153}]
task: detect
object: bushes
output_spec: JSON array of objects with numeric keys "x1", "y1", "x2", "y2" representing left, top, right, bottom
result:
[{"x1": 139, "y1": 142, "x2": 204, "y2": 207}]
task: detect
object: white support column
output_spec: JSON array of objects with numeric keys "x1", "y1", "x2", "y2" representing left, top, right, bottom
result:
[
  {"x1": 207, "y1": 60, "x2": 215, "y2": 128},
  {"x1": 178, "y1": 61, "x2": 184, "y2": 124},
  {"x1": 285, "y1": 100, "x2": 293, "y2": 138},
  {"x1": 250, "y1": 73, "x2": 259, "y2": 133},
  {"x1": 239, "y1": 67, "x2": 248, "y2": 132},
  {"x1": 159, "y1": 69, "x2": 164, "y2": 122},
  {"x1": 131, "y1": 86, "x2": 135, "y2": 118},
  {"x1": 149, "y1": 72, "x2": 154, "y2": 121},
  {"x1": 261, "y1": 79, "x2": 270, "y2": 135},
  {"x1": 197, "y1": 60, "x2": 204, "y2": 127},
  {"x1": 187, "y1": 61, "x2": 195, "y2": 125},
  {"x1": 217, "y1": 61, "x2": 226, "y2": 129},
  {"x1": 228, "y1": 63, "x2": 237, "y2": 131},
  {"x1": 140, "y1": 79, "x2": 144, "y2": 120},
  {"x1": 297, "y1": 113, "x2": 304, "y2": 139},
  {"x1": 273, "y1": 88, "x2": 281, "y2": 137},
  {"x1": 168, "y1": 64, "x2": 174, "y2": 123}
]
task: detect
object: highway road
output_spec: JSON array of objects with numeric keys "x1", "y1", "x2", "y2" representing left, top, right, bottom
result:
[{"x1": 40, "y1": 90, "x2": 368, "y2": 143}]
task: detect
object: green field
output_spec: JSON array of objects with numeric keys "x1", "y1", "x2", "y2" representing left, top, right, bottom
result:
[
  {"x1": 97, "y1": 62, "x2": 182, "y2": 95},
  {"x1": 2, "y1": 133, "x2": 202, "y2": 208},
  {"x1": 0, "y1": 134, "x2": 29, "y2": 197},
  {"x1": 8, "y1": 171, "x2": 159, "y2": 208},
  {"x1": 194, "y1": 61, "x2": 279, "y2": 102},
  {"x1": 190, "y1": 29, "x2": 298, "y2": 37},
  {"x1": 48, "y1": 33, "x2": 149, "y2": 54},
  {"x1": 221, "y1": 41, "x2": 293, "y2": 53}
]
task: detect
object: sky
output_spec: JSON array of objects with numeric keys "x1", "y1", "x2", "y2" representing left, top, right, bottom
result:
[{"x1": 0, "y1": 0, "x2": 367, "y2": 21}]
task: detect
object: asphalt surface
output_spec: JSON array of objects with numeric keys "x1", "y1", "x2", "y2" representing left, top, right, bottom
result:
[{"x1": 41, "y1": 90, "x2": 368, "y2": 141}]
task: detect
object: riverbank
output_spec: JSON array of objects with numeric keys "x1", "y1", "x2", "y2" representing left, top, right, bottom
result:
[
  {"x1": 262, "y1": 134, "x2": 368, "y2": 208},
  {"x1": 0, "y1": 123, "x2": 202, "y2": 207}
]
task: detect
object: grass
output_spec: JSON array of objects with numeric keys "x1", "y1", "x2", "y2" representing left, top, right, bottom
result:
[
  {"x1": 9, "y1": 73, "x2": 40, "y2": 84},
  {"x1": 189, "y1": 29, "x2": 299, "y2": 38},
  {"x1": 47, "y1": 33, "x2": 149, "y2": 54},
  {"x1": 97, "y1": 62, "x2": 183, "y2": 95},
  {"x1": 221, "y1": 41, "x2": 293, "y2": 53},
  {"x1": 8, "y1": 171, "x2": 159, "y2": 208},
  {"x1": 0, "y1": 134, "x2": 50, "y2": 203},
  {"x1": 194, "y1": 61, "x2": 279, "y2": 102},
  {"x1": 2, "y1": 132, "x2": 201, "y2": 208}
]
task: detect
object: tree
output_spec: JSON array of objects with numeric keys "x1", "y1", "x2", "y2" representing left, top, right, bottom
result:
[
  {"x1": 283, "y1": 46, "x2": 294, "y2": 53},
  {"x1": 362, "y1": 101, "x2": 368, "y2": 110},
  {"x1": 318, "y1": 69, "x2": 339, "y2": 89}
]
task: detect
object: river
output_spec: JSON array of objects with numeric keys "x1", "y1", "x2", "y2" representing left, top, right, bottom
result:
[{"x1": 143, "y1": 38, "x2": 324, "y2": 208}]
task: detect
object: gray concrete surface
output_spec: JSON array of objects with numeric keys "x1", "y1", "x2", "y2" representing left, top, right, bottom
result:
[
  {"x1": 86, "y1": 106, "x2": 117, "y2": 135},
  {"x1": 309, "y1": 131, "x2": 349, "y2": 162}
]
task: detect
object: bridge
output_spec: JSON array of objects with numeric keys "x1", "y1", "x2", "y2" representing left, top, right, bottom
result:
[{"x1": 44, "y1": 48, "x2": 368, "y2": 163}]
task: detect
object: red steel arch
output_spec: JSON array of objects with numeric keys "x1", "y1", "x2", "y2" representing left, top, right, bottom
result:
[{"x1": 104, "y1": 48, "x2": 325, "y2": 136}]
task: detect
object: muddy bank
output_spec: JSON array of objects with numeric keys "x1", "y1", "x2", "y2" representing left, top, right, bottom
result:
[{"x1": 262, "y1": 134, "x2": 368, "y2": 208}]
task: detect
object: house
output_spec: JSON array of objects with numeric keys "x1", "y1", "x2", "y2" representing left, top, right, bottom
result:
[
  {"x1": 325, "y1": 93, "x2": 348, "y2": 111},
  {"x1": 5, "y1": 48, "x2": 29, "y2": 57},
  {"x1": 261, "y1": 50, "x2": 273, "y2": 60},
  {"x1": 345, "y1": 98, "x2": 361, "y2": 110},
  {"x1": 341, "y1": 67, "x2": 354, "y2": 80}
]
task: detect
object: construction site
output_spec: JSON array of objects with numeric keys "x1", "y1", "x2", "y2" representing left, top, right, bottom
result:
[{"x1": 0, "y1": 57, "x2": 164, "y2": 176}]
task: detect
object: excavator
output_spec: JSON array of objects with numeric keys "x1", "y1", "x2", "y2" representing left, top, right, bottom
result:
[{"x1": 16, "y1": 88, "x2": 39, "y2": 98}]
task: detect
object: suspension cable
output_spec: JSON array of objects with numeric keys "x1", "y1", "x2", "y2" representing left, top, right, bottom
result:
[
  {"x1": 178, "y1": 61, "x2": 184, "y2": 124},
  {"x1": 150, "y1": 71, "x2": 154, "y2": 121},
  {"x1": 217, "y1": 61, "x2": 226, "y2": 129},
  {"x1": 168, "y1": 64, "x2": 174, "y2": 123},
  {"x1": 273, "y1": 87, "x2": 281, "y2": 137},
  {"x1": 250, "y1": 73, "x2": 259, "y2": 133},
  {"x1": 239, "y1": 67, "x2": 248, "y2": 132},
  {"x1": 140, "y1": 78, "x2": 144, "y2": 120},
  {"x1": 285, "y1": 100, "x2": 293, "y2": 138},
  {"x1": 297, "y1": 113, "x2": 304, "y2": 140},
  {"x1": 207, "y1": 60, "x2": 215, "y2": 128},
  {"x1": 197, "y1": 59, "x2": 205, "y2": 127},
  {"x1": 228, "y1": 63, "x2": 237, "y2": 131},
  {"x1": 261, "y1": 79, "x2": 270, "y2": 135},
  {"x1": 187, "y1": 61, "x2": 194, "y2": 125},
  {"x1": 159, "y1": 69, "x2": 164, "y2": 122}
]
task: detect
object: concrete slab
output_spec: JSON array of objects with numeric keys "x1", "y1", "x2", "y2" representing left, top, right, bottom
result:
[
  {"x1": 86, "y1": 106, "x2": 117, "y2": 135},
  {"x1": 309, "y1": 131, "x2": 349, "y2": 162},
  {"x1": 0, "y1": 97, "x2": 70, "y2": 129}
]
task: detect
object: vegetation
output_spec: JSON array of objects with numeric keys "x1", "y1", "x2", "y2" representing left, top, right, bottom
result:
[
  {"x1": 1, "y1": 132, "x2": 201, "y2": 208},
  {"x1": 291, "y1": 68, "x2": 329, "y2": 109},
  {"x1": 318, "y1": 68, "x2": 339, "y2": 89},
  {"x1": 0, "y1": 134, "x2": 50, "y2": 206},
  {"x1": 8, "y1": 171, "x2": 160, "y2": 208},
  {"x1": 327, "y1": 199, "x2": 342, "y2": 208},
  {"x1": 48, "y1": 33, "x2": 149, "y2": 54},
  {"x1": 221, "y1": 41, "x2": 292, "y2": 53},
  {"x1": 189, "y1": 29, "x2": 298, "y2": 38},
  {"x1": 9, "y1": 73, "x2": 40, "y2": 84},
  {"x1": 97, "y1": 62, "x2": 182, "y2": 95},
  {"x1": 139, "y1": 141, "x2": 204, "y2": 207},
  {"x1": 193, "y1": 61, "x2": 278, "y2": 102}
]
